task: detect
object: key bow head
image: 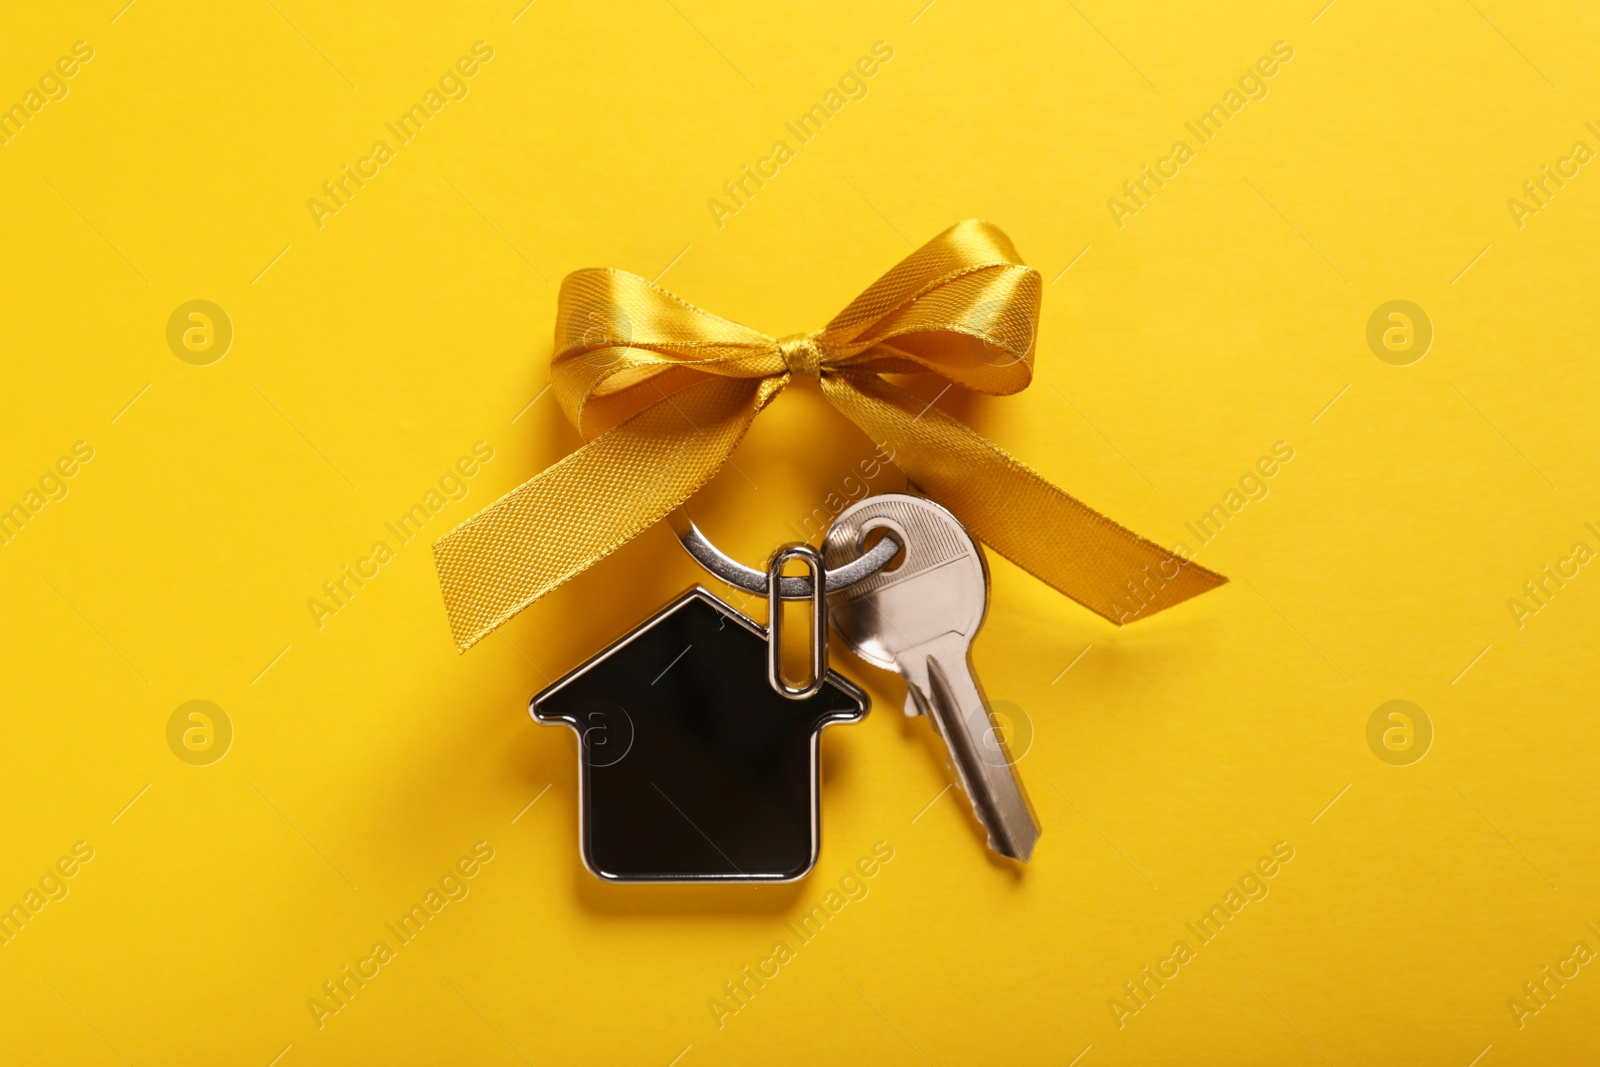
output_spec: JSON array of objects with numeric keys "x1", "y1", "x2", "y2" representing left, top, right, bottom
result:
[{"x1": 823, "y1": 494, "x2": 990, "y2": 671}]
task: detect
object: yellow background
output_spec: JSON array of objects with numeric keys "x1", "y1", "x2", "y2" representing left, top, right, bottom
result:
[{"x1": 2, "y1": 0, "x2": 1597, "y2": 1063}]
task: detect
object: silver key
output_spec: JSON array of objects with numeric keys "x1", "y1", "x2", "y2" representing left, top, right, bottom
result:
[{"x1": 823, "y1": 494, "x2": 1040, "y2": 861}]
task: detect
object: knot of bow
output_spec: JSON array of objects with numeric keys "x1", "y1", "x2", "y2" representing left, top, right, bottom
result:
[
  {"x1": 433, "y1": 219, "x2": 1224, "y2": 650},
  {"x1": 777, "y1": 333, "x2": 826, "y2": 379}
]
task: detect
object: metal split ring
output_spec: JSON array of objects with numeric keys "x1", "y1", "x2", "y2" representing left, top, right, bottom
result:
[{"x1": 669, "y1": 509, "x2": 900, "y2": 599}]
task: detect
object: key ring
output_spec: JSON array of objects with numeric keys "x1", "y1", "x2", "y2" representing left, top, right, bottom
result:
[{"x1": 669, "y1": 508, "x2": 900, "y2": 599}]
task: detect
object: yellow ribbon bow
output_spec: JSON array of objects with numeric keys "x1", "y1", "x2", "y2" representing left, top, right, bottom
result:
[{"x1": 433, "y1": 219, "x2": 1224, "y2": 651}]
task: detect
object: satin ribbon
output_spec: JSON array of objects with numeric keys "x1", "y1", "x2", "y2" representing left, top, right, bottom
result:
[{"x1": 433, "y1": 219, "x2": 1224, "y2": 651}]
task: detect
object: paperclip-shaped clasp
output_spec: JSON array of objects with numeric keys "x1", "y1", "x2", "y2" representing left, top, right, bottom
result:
[{"x1": 766, "y1": 544, "x2": 828, "y2": 700}]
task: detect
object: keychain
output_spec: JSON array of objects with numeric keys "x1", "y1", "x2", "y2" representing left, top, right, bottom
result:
[
  {"x1": 533, "y1": 494, "x2": 1039, "y2": 882},
  {"x1": 530, "y1": 517, "x2": 894, "y2": 882}
]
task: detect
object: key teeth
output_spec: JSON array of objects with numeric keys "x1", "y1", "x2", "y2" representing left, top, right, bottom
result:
[
  {"x1": 903, "y1": 688, "x2": 923, "y2": 718},
  {"x1": 953, "y1": 770, "x2": 1039, "y2": 862}
]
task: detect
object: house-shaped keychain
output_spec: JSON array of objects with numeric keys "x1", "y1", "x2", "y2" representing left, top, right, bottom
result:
[{"x1": 531, "y1": 587, "x2": 868, "y2": 882}]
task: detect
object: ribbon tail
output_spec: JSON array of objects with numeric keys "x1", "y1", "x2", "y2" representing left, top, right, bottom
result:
[
  {"x1": 433, "y1": 375, "x2": 782, "y2": 650},
  {"x1": 821, "y1": 372, "x2": 1226, "y2": 623}
]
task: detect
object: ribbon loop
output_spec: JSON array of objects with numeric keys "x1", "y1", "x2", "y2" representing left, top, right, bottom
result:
[{"x1": 433, "y1": 219, "x2": 1225, "y2": 651}]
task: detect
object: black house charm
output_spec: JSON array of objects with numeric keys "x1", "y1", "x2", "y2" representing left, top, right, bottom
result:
[{"x1": 531, "y1": 587, "x2": 868, "y2": 882}]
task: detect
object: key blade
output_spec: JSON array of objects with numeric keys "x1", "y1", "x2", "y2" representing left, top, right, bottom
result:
[{"x1": 919, "y1": 640, "x2": 1040, "y2": 861}]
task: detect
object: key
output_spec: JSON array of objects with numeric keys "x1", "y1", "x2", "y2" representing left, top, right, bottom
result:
[{"x1": 823, "y1": 494, "x2": 1040, "y2": 861}]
